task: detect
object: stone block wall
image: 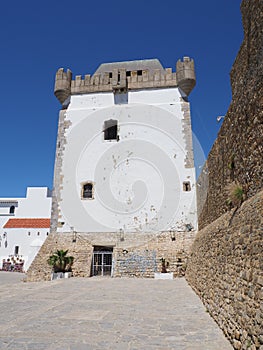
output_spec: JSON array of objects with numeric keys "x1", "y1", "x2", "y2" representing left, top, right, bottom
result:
[
  {"x1": 26, "y1": 233, "x2": 93, "y2": 282},
  {"x1": 197, "y1": 0, "x2": 263, "y2": 229},
  {"x1": 113, "y1": 231, "x2": 195, "y2": 278},
  {"x1": 113, "y1": 248, "x2": 158, "y2": 278},
  {"x1": 186, "y1": 190, "x2": 263, "y2": 349},
  {"x1": 27, "y1": 230, "x2": 196, "y2": 281}
]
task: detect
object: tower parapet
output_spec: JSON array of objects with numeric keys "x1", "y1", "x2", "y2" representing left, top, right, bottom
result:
[
  {"x1": 176, "y1": 57, "x2": 196, "y2": 96},
  {"x1": 54, "y1": 68, "x2": 72, "y2": 104},
  {"x1": 54, "y1": 58, "x2": 196, "y2": 104}
]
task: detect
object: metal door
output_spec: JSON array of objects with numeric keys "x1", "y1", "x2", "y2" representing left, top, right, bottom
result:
[{"x1": 92, "y1": 251, "x2": 112, "y2": 276}]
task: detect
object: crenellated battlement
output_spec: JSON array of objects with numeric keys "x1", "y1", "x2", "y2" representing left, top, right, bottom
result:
[
  {"x1": 176, "y1": 57, "x2": 196, "y2": 96},
  {"x1": 70, "y1": 67, "x2": 178, "y2": 94},
  {"x1": 54, "y1": 68, "x2": 72, "y2": 104},
  {"x1": 54, "y1": 58, "x2": 196, "y2": 104}
]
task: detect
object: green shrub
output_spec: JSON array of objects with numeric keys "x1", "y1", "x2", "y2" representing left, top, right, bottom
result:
[
  {"x1": 48, "y1": 249, "x2": 74, "y2": 273},
  {"x1": 227, "y1": 182, "x2": 244, "y2": 207}
]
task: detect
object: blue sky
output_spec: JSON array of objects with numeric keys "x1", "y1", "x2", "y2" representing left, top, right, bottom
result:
[{"x1": 0, "y1": 0, "x2": 243, "y2": 197}]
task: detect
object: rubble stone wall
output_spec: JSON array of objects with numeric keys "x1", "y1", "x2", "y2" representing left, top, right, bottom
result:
[
  {"x1": 189, "y1": 3, "x2": 263, "y2": 348},
  {"x1": 186, "y1": 190, "x2": 263, "y2": 349},
  {"x1": 197, "y1": 0, "x2": 263, "y2": 230}
]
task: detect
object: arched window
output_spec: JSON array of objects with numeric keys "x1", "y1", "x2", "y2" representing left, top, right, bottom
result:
[
  {"x1": 9, "y1": 206, "x2": 15, "y2": 214},
  {"x1": 183, "y1": 181, "x2": 191, "y2": 192},
  {"x1": 82, "y1": 183, "x2": 94, "y2": 199}
]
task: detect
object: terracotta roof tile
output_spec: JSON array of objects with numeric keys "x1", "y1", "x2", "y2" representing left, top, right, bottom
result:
[{"x1": 3, "y1": 218, "x2": 50, "y2": 229}]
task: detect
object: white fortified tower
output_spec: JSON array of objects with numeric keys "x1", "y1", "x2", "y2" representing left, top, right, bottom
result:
[
  {"x1": 38, "y1": 57, "x2": 198, "y2": 279},
  {"x1": 52, "y1": 58, "x2": 197, "y2": 234}
]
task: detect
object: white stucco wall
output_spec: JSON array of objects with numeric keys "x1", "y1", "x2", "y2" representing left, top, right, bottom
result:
[
  {"x1": 15, "y1": 187, "x2": 51, "y2": 218},
  {"x1": 58, "y1": 88, "x2": 197, "y2": 233},
  {"x1": 0, "y1": 187, "x2": 51, "y2": 220},
  {"x1": 0, "y1": 187, "x2": 52, "y2": 271},
  {"x1": 0, "y1": 229, "x2": 49, "y2": 271}
]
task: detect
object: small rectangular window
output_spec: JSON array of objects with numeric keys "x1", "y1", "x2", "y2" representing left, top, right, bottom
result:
[
  {"x1": 104, "y1": 119, "x2": 118, "y2": 141},
  {"x1": 14, "y1": 246, "x2": 19, "y2": 255},
  {"x1": 82, "y1": 183, "x2": 94, "y2": 199}
]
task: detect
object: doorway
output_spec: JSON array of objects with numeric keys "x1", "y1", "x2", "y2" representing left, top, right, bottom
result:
[{"x1": 92, "y1": 246, "x2": 113, "y2": 277}]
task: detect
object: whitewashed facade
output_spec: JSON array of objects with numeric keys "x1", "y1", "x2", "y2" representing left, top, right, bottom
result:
[
  {"x1": 0, "y1": 187, "x2": 52, "y2": 271},
  {"x1": 52, "y1": 59, "x2": 197, "y2": 235}
]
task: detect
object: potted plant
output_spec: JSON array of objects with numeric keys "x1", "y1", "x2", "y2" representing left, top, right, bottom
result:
[
  {"x1": 48, "y1": 249, "x2": 74, "y2": 280},
  {"x1": 154, "y1": 258, "x2": 173, "y2": 279},
  {"x1": 161, "y1": 258, "x2": 168, "y2": 273}
]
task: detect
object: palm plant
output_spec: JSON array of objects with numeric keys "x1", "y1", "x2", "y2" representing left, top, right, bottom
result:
[{"x1": 47, "y1": 249, "x2": 74, "y2": 273}]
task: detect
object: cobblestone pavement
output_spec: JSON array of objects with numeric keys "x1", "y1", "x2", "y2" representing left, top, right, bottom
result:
[{"x1": 0, "y1": 272, "x2": 233, "y2": 349}]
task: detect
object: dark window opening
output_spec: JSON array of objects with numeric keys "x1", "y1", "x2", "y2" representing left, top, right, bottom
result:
[
  {"x1": 126, "y1": 71, "x2": 131, "y2": 77},
  {"x1": 14, "y1": 246, "x2": 19, "y2": 255},
  {"x1": 9, "y1": 206, "x2": 15, "y2": 214},
  {"x1": 117, "y1": 73, "x2": 121, "y2": 82},
  {"x1": 109, "y1": 72, "x2": 112, "y2": 79},
  {"x1": 104, "y1": 119, "x2": 118, "y2": 141},
  {"x1": 137, "y1": 70, "x2": 143, "y2": 76},
  {"x1": 185, "y1": 223, "x2": 193, "y2": 232},
  {"x1": 82, "y1": 183, "x2": 94, "y2": 199},
  {"x1": 183, "y1": 181, "x2": 191, "y2": 191},
  {"x1": 93, "y1": 246, "x2": 113, "y2": 252}
]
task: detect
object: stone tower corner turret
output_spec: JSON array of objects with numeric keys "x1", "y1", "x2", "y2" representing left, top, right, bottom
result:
[
  {"x1": 54, "y1": 68, "x2": 72, "y2": 104},
  {"x1": 176, "y1": 57, "x2": 196, "y2": 96}
]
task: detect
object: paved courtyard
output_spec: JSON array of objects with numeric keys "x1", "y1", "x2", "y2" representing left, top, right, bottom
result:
[{"x1": 0, "y1": 272, "x2": 232, "y2": 349}]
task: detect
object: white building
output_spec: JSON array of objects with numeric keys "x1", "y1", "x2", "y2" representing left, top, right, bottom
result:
[
  {"x1": 27, "y1": 58, "x2": 198, "y2": 280},
  {"x1": 52, "y1": 58, "x2": 197, "y2": 235},
  {"x1": 0, "y1": 187, "x2": 51, "y2": 271}
]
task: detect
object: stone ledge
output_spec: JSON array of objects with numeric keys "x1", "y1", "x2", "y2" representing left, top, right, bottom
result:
[{"x1": 154, "y1": 272, "x2": 174, "y2": 280}]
